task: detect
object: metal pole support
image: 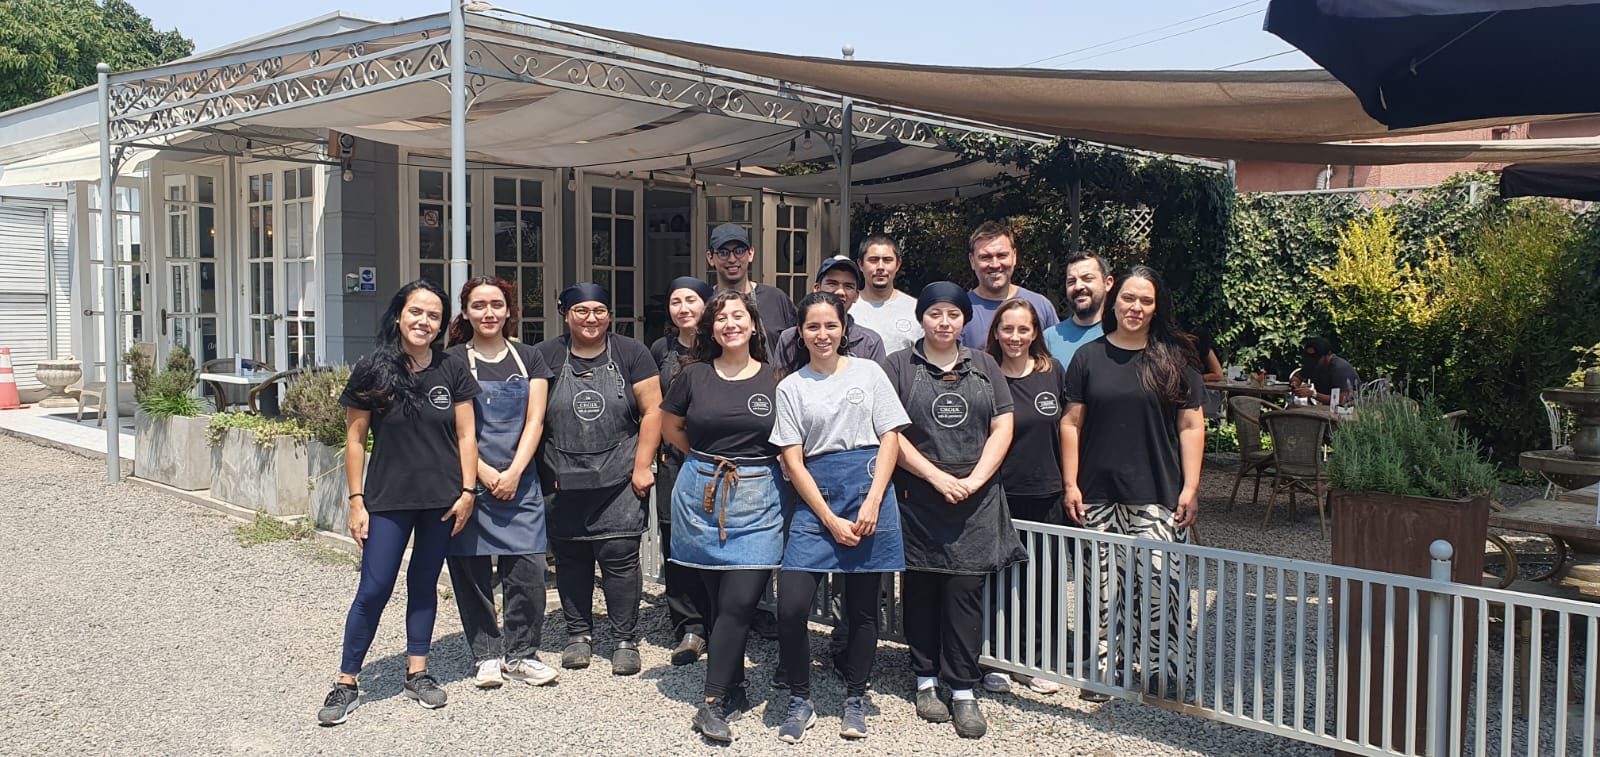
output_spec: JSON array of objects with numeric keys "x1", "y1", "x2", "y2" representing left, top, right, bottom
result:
[
  {"x1": 447, "y1": 0, "x2": 469, "y2": 300},
  {"x1": 1425, "y1": 539, "x2": 1454, "y2": 757},
  {"x1": 97, "y1": 63, "x2": 122, "y2": 483}
]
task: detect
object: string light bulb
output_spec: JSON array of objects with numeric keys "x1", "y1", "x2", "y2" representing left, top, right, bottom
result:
[
  {"x1": 242, "y1": 139, "x2": 254, "y2": 160},
  {"x1": 801, "y1": 130, "x2": 813, "y2": 151},
  {"x1": 734, "y1": 159, "x2": 742, "y2": 178},
  {"x1": 786, "y1": 138, "x2": 797, "y2": 162},
  {"x1": 566, "y1": 168, "x2": 576, "y2": 191},
  {"x1": 645, "y1": 171, "x2": 656, "y2": 190}
]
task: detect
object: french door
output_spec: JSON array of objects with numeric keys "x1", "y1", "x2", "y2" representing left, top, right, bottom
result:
[
  {"x1": 157, "y1": 164, "x2": 223, "y2": 365},
  {"x1": 240, "y1": 163, "x2": 321, "y2": 370},
  {"x1": 81, "y1": 179, "x2": 147, "y2": 382},
  {"x1": 581, "y1": 176, "x2": 644, "y2": 338}
]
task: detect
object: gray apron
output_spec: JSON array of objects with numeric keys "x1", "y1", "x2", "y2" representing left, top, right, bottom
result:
[
  {"x1": 448, "y1": 344, "x2": 546, "y2": 556},
  {"x1": 893, "y1": 352, "x2": 1028, "y2": 575},
  {"x1": 540, "y1": 335, "x2": 647, "y2": 541}
]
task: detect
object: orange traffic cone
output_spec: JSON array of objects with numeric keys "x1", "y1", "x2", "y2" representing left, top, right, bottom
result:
[{"x1": 0, "y1": 348, "x2": 26, "y2": 410}]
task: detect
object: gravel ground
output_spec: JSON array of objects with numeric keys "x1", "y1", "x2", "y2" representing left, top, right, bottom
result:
[{"x1": 0, "y1": 436, "x2": 1349, "y2": 756}]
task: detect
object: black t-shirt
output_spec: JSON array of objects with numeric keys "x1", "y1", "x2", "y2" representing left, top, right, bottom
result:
[
  {"x1": 1064, "y1": 338, "x2": 1204, "y2": 510},
  {"x1": 532, "y1": 334, "x2": 658, "y2": 392},
  {"x1": 659, "y1": 360, "x2": 781, "y2": 459},
  {"x1": 750, "y1": 283, "x2": 798, "y2": 348},
  {"x1": 445, "y1": 341, "x2": 555, "y2": 384},
  {"x1": 1002, "y1": 361, "x2": 1069, "y2": 497},
  {"x1": 650, "y1": 335, "x2": 693, "y2": 396},
  {"x1": 338, "y1": 349, "x2": 481, "y2": 512}
]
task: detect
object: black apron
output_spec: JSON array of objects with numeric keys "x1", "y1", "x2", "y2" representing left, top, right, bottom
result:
[
  {"x1": 540, "y1": 335, "x2": 647, "y2": 541},
  {"x1": 654, "y1": 339, "x2": 691, "y2": 524},
  {"x1": 893, "y1": 351, "x2": 1028, "y2": 575}
]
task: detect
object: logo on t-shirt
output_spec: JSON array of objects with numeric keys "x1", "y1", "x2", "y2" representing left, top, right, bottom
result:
[
  {"x1": 427, "y1": 386, "x2": 452, "y2": 410},
  {"x1": 573, "y1": 389, "x2": 606, "y2": 422},
  {"x1": 932, "y1": 392, "x2": 969, "y2": 428},
  {"x1": 1034, "y1": 392, "x2": 1060, "y2": 416},
  {"x1": 846, "y1": 387, "x2": 867, "y2": 404},
  {"x1": 893, "y1": 318, "x2": 914, "y2": 333},
  {"x1": 747, "y1": 393, "x2": 773, "y2": 417}
]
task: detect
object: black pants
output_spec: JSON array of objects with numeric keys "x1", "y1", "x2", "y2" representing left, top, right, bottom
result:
[
  {"x1": 699, "y1": 569, "x2": 768, "y2": 699},
  {"x1": 446, "y1": 553, "x2": 548, "y2": 663},
  {"x1": 778, "y1": 571, "x2": 881, "y2": 698},
  {"x1": 550, "y1": 536, "x2": 641, "y2": 642},
  {"x1": 902, "y1": 570, "x2": 986, "y2": 691},
  {"x1": 656, "y1": 520, "x2": 709, "y2": 640}
]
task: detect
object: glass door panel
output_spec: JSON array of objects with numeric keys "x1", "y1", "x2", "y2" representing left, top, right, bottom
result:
[
  {"x1": 586, "y1": 181, "x2": 643, "y2": 338},
  {"x1": 490, "y1": 175, "x2": 549, "y2": 344}
]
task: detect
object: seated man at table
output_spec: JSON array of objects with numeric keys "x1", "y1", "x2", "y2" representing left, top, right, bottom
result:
[{"x1": 1293, "y1": 336, "x2": 1359, "y2": 405}]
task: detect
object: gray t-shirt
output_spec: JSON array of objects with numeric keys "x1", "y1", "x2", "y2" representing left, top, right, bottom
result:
[
  {"x1": 850, "y1": 290, "x2": 922, "y2": 355},
  {"x1": 770, "y1": 356, "x2": 911, "y2": 457}
]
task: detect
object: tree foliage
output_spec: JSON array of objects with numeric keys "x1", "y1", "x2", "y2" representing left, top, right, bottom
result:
[{"x1": 0, "y1": 0, "x2": 192, "y2": 111}]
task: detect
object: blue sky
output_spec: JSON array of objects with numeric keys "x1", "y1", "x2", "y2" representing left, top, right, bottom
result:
[{"x1": 132, "y1": 0, "x2": 1315, "y2": 71}]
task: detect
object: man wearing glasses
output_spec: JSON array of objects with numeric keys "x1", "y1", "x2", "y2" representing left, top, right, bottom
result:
[
  {"x1": 707, "y1": 223, "x2": 798, "y2": 348},
  {"x1": 770, "y1": 256, "x2": 888, "y2": 368}
]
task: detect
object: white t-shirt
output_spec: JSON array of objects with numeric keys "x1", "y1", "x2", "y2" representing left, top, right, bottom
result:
[
  {"x1": 771, "y1": 357, "x2": 911, "y2": 458},
  {"x1": 850, "y1": 290, "x2": 922, "y2": 355}
]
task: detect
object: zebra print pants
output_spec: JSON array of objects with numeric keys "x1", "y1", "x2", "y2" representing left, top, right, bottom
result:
[{"x1": 1077, "y1": 502, "x2": 1193, "y2": 685}]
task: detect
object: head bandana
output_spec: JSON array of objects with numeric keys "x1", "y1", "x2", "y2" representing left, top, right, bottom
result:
[
  {"x1": 558, "y1": 282, "x2": 610, "y2": 314},
  {"x1": 668, "y1": 276, "x2": 714, "y2": 303},
  {"x1": 916, "y1": 281, "x2": 972, "y2": 322}
]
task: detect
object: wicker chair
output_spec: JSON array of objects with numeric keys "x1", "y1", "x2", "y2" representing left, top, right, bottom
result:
[
  {"x1": 1226, "y1": 395, "x2": 1279, "y2": 510},
  {"x1": 1261, "y1": 411, "x2": 1331, "y2": 538}
]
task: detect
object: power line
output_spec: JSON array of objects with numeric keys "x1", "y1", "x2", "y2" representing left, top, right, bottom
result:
[
  {"x1": 1214, "y1": 49, "x2": 1299, "y2": 70},
  {"x1": 1020, "y1": 0, "x2": 1264, "y2": 67},
  {"x1": 1054, "y1": 7, "x2": 1268, "y2": 68}
]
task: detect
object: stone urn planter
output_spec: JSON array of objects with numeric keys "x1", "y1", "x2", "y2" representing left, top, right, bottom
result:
[
  {"x1": 33, "y1": 358, "x2": 83, "y2": 408},
  {"x1": 1331, "y1": 490, "x2": 1488, "y2": 756},
  {"x1": 211, "y1": 428, "x2": 311, "y2": 517},
  {"x1": 132, "y1": 410, "x2": 214, "y2": 490}
]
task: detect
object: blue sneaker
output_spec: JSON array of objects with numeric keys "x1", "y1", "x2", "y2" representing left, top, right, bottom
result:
[
  {"x1": 777, "y1": 696, "x2": 816, "y2": 743},
  {"x1": 840, "y1": 696, "x2": 867, "y2": 739}
]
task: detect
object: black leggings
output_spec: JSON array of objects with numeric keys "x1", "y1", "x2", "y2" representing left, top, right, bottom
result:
[
  {"x1": 778, "y1": 570, "x2": 881, "y2": 698},
  {"x1": 550, "y1": 536, "x2": 642, "y2": 641},
  {"x1": 699, "y1": 569, "x2": 769, "y2": 699}
]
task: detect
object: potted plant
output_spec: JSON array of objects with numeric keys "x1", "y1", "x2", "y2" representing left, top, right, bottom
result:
[
  {"x1": 207, "y1": 412, "x2": 313, "y2": 517},
  {"x1": 1325, "y1": 393, "x2": 1499, "y2": 753},
  {"x1": 131, "y1": 346, "x2": 214, "y2": 491},
  {"x1": 279, "y1": 366, "x2": 355, "y2": 531}
]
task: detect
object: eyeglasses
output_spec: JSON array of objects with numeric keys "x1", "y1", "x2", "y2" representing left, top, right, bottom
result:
[
  {"x1": 711, "y1": 244, "x2": 750, "y2": 259},
  {"x1": 569, "y1": 306, "x2": 610, "y2": 319},
  {"x1": 818, "y1": 280, "x2": 858, "y2": 293}
]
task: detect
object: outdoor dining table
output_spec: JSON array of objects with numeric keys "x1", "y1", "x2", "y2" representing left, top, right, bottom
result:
[
  {"x1": 1205, "y1": 379, "x2": 1295, "y2": 401},
  {"x1": 1274, "y1": 405, "x2": 1358, "y2": 424},
  {"x1": 198, "y1": 368, "x2": 272, "y2": 412}
]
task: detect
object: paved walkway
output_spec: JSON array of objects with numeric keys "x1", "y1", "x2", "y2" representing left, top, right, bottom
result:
[{"x1": 0, "y1": 435, "x2": 1328, "y2": 756}]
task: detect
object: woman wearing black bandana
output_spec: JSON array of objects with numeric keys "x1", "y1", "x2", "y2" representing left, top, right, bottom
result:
[{"x1": 531, "y1": 283, "x2": 662, "y2": 676}]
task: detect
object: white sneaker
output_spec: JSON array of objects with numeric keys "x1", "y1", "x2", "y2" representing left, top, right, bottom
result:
[
  {"x1": 474, "y1": 658, "x2": 505, "y2": 689},
  {"x1": 503, "y1": 657, "x2": 560, "y2": 686},
  {"x1": 980, "y1": 671, "x2": 1012, "y2": 694},
  {"x1": 1012, "y1": 672, "x2": 1063, "y2": 695}
]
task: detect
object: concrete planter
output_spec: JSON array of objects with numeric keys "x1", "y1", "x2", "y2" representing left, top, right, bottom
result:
[
  {"x1": 211, "y1": 428, "x2": 311, "y2": 517},
  {"x1": 132, "y1": 410, "x2": 214, "y2": 490},
  {"x1": 306, "y1": 440, "x2": 353, "y2": 531}
]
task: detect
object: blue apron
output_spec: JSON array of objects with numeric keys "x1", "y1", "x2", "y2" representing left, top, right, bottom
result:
[
  {"x1": 782, "y1": 447, "x2": 904, "y2": 573},
  {"x1": 669, "y1": 451, "x2": 786, "y2": 570},
  {"x1": 448, "y1": 343, "x2": 547, "y2": 556}
]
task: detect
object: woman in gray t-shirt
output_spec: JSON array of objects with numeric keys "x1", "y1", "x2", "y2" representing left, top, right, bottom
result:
[{"x1": 768, "y1": 292, "x2": 909, "y2": 742}]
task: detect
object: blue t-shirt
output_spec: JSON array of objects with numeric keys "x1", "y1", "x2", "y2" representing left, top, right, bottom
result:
[
  {"x1": 1043, "y1": 319, "x2": 1105, "y2": 371},
  {"x1": 960, "y1": 286, "x2": 1060, "y2": 349}
]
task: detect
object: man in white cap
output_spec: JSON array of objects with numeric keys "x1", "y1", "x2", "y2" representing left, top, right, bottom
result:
[{"x1": 707, "y1": 223, "x2": 797, "y2": 347}]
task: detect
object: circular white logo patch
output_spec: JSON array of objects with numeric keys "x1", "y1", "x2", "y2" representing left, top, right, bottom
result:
[
  {"x1": 932, "y1": 392, "x2": 969, "y2": 428},
  {"x1": 573, "y1": 389, "x2": 606, "y2": 422},
  {"x1": 427, "y1": 386, "x2": 452, "y2": 410},
  {"x1": 845, "y1": 387, "x2": 867, "y2": 404},
  {"x1": 747, "y1": 393, "x2": 773, "y2": 417},
  {"x1": 1034, "y1": 391, "x2": 1060, "y2": 416},
  {"x1": 866, "y1": 454, "x2": 877, "y2": 480},
  {"x1": 893, "y1": 318, "x2": 914, "y2": 333}
]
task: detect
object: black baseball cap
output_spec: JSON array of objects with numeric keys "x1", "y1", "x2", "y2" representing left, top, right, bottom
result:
[{"x1": 816, "y1": 256, "x2": 865, "y2": 289}]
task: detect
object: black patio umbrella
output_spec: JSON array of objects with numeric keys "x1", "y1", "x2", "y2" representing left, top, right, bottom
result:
[
  {"x1": 1500, "y1": 162, "x2": 1600, "y2": 201},
  {"x1": 1265, "y1": 0, "x2": 1600, "y2": 129}
]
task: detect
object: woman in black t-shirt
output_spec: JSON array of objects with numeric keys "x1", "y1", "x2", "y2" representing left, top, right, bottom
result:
[
  {"x1": 318, "y1": 279, "x2": 481, "y2": 726},
  {"x1": 1062, "y1": 265, "x2": 1206, "y2": 695},
  {"x1": 659, "y1": 290, "x2": 786, "y2": 744}
]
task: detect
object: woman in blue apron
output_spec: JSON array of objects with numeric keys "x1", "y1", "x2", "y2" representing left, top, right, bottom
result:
[
  {"x1": 882, "y1": 281, "x2": 1027, "y2": 740},
  {"x1": 649, "y1": 276, "x2": 716, "y2": 666},
  {"x1": 659, "y1": 290, "x2": 786, "y2": 744},
  {"x1": 442, "y1": 276, "x2": 559, "y2": 690},
  {"x1": 532, "y1": 283, "x2": 663, "y2": 677},
  {"x1": 769, "y1": 292, "x2": 909, "y2": 743}
]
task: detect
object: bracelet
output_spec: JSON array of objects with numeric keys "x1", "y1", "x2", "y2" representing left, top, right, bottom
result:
[
  {"x1": 348, "y1": 493, "x2": 364, "y2": 501},
  {"x1": 461, "y1": 487, "x2": 474, "y2": 494}
]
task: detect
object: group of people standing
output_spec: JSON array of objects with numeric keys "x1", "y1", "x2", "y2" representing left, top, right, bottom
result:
[{"x1": 315, "y1": 220, "x2": 1208, "y2": 745}]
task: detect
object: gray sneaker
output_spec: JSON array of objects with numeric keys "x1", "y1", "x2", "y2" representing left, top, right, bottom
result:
[
  {"x1": 839, "y1": 696, "x2": 868, "y2": 739},
  {"x1": 403, "y1": 671, "x2": 448, "y2": 709},
  {"x1": 777, "y1": 697, "x2": 816, "y2": 743},
  {"x1": 316, "y1": 683, "x2": 359, "y2": 726},
  {"x1": 693, "y1": 699, "x2": 733, "y2": 743}
]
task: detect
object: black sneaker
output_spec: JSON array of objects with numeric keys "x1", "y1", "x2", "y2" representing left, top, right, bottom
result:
[
  {"x1": 403, "y1": 671, "x2": 448, "y2": 709},
  {"x1": 316, "y1": 683, "x2": 360, "y2": 726},
  {"x1": 771, "y1": 665, "x2": 788, "y2": 690},
  {"x1": 562, "y1": 637, "x2": 592, "y2": 669},
  {"x1": 693, "y1": 699, "x2": 733, "y2": 743},
  {"x1": 1079, "y1": 688, "x2": 1113, "y2": 703}
]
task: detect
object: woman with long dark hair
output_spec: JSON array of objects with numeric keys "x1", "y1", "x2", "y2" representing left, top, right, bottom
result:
[
  {"x1": 883, "y1": 282, "x2": 1026, "y2": 740},
  {"x1": 532, "y1": 283, "x2": 661, "y2": 677},
  {"x1": 1062, "y1": 265, "x2": 1205, "y2": 695},
  {"x1": 658, "y1": 290, "x2": 786, "y2": 743},
  {"x1": 771, "y1": 291, "x2": 908, "y2": 742},
  {"x1": 318, "y1": 279, "x2": 480, "y2": 726},
  {"x1": 441, "y1": 276, "x2": 559, "y2": 690},
  {"x1": 649, "y1": 276, "x2": 716, "y2": 666}
]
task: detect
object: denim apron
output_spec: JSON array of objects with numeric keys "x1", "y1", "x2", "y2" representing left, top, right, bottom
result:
[
  {"x1": 782, "y1": 447, "x2": 905, "y2": 573},
  {"x1": 670, "y1": 451, "x2": 786, "y2": 570},
  {"x1": 540, "y1": 335, "x2": 646, "y2": 541},
  {"x1": 893, "y1": 350, "x2": 1028, "y2": 575},
  {"x1": 448, "y1": 343, "x2": 546, "y2": 556}
]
